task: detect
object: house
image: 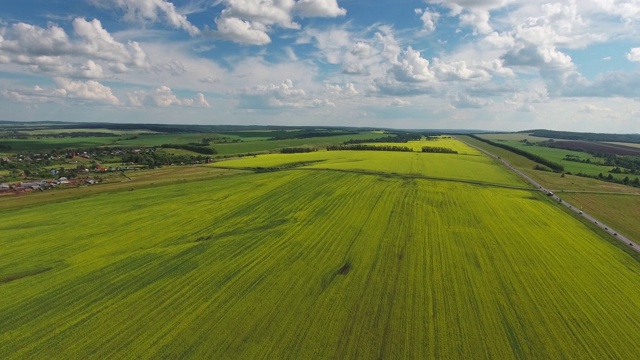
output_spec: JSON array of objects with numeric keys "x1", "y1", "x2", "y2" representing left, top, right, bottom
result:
[
  {"x1": 0, "y1": 184, "x2": 10, "y2": 193},
  {"x1": 58, "y1": 177, "x2": 69, "y2": 184}
]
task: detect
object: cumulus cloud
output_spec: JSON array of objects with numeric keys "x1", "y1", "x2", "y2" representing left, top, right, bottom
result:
[
  {"x1": 90, "y1": 0, "x2": 200, "y2": 35},
  {"x1": 390, "y1": 98, "x2": 411, "y2": 106},
  {"x1": 391, "y1": 47, "x2": 435, "y2": 83},
  {"x1": 0, "y1": 18, "x2": 149, "y2": 78},
  {"x1": 432, "y1": 58, "x2": 491, "y2": 81},
  {"x1": 213, "y1": 17, "x2": 272, "y2": 45},
  {"x1": 504, "y1": 86, "x2": 548, "y2": 111},
  {"x1": 325, "y1": 82, "x2": 358, "y2": 97},
  {"x1": 428, "y1": 0, "x2": 510, "y2": 34},
  {"x1": 211, "y1": 0, "x2": 346, "y2": 45},
  {"x1": 342, "y1": 41, "x2": 375, "y2": 75},
  {"x1": 294, "y1": 0, "x2": 346, "y2": 17},
  {"x1": 627, "y1": 47, "x2": 640, "y2": 62},
  {"x1": 55, "y1": 78, "x2": 120, "y2": 104},
  {"x1": 238, "y1": 79, "x2": 332, "y2": 109},
  {"x1": 4, "y1": 79, "x2": 120, "y2": 105},
  {"x1": 127, "y1": 86, "x2": 210, "y2": 107},
  {"x1": 450, "y1": 92, "x2": 492, "y2": 109},
  {"x1": 415, "y1": 8, "x2": 440, "y2": 33}
]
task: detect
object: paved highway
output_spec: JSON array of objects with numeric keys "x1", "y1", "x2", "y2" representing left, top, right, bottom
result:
[{"x1": 456, "y1": 136, "x2": 640, "y2": 253}]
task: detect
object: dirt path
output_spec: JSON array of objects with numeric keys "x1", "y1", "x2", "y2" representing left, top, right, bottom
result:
[{"x1": 456, "y1": 136, "x2": 640, "y2": 253}]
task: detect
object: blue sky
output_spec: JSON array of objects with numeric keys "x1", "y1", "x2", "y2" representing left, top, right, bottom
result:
[{"x1": 1, "y1": 0, "x2": 640, "y2": 132}]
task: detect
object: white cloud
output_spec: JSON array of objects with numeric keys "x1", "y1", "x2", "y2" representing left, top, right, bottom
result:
[
  {"x1": 55, "y1": 78, "x2": 120, "y2": 104},
  {"x1": 342, "y1": 41, "x2": 375, "y2": 75},
  {"x1": 238, "y1": 79, "x2": 333, "y2": 109},
  {"x1": 391, "y1": 47, "x2": 435, "y2": 83},
  {"x1": 127, "y1": 86, "x2": 210, "y2": 107},
  {"x1": 0, "y1": 18, "x2": 149, "y2": 78},
  {"x1": 390, "y1": 98, "x2": 411, "y2": 106},
  {"x1": 579, "y1": 103, "x2": 612, "y2": 113},
  {"x1": 4, "y1": 79, "x2": 120, "y2": 105},
  {"x1": 294, "y1": 0, "x2": 347, "y2": 17},
  {"x1": 627, "y1": 47, "x2": 640, "y2": 62},
  {"x1": 213, "y1": 17, "x2": 272, "y2": 45},
  {"x1": 432, "y1": 58, "x2": 490, "y2": 81},
  {"x1": 428, "y1": 0, "x2": 511, "y2": 34},
  {"x1": 416, "y1": 8, "x2": 440, "y2": 33},
  {"x1": 325, "y1": 82, "x2": 358, "y2": 97},
  {"x1": 211, "y1": 0, "x2": 346, "y2": 45},
  {"x1": 298, "y1": 27, "x2": 352, "y2": 64},
  {"x1": 450, "y1": 92, "x2": 492, "y2": 108},
  {"x1": 90, "y1": 0, "x2": 200, "y2": 35}
]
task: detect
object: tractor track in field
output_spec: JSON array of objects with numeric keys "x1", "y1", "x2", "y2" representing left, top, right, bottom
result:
[
  {"x1": 289, "y1": 167, "x2": 534, "y2": 191},
  {"x1": 456, "y1": 136, "x2": 640, "y2": 253}
]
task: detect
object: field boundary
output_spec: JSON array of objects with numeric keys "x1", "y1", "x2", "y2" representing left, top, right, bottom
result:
[{"x1": 457, "y1": 135, "x2": 640, "y2": 253}]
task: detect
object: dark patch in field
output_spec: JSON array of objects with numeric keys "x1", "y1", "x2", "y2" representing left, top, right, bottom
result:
[
  {"x1": 195, "y1": 235, "x2": 213, "y2": 242},
  {"x1": 546, "y1": 141, "x2": 640, "y2": 156},
  {"x1": 336, "y1": 262, "x2": 351, "y2": 275},
  {"x1": 252, "y1": 160, "x2": 326, "y2": 173},
  {"x1": 1, "y1": 267, "x2": 52, "y2": 284}
]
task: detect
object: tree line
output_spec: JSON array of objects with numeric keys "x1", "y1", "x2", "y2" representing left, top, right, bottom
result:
[
  {"x1": 327, "y1": 145, "x2": 412, "y2": 152},
  {"x1": 343, "y1": 132, "x2": 422, "y2": 144},
  {"x1": 280, "y1": 147, "x2": 318, "y2": 154},
  {"x1": 422, "y1": 146, "x2": 458, "y2": 154}
]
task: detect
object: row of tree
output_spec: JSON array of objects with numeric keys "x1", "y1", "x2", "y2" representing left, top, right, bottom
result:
[
  {"x1": 327, "y1": 145, "x2": 412, "y2": 152},
  {"x1": 571, "y1": 171, "x2": 640, "y2": 187},
  {"x1": 422, "y1": 146, "x2": 458, "y2": 154},
  {"x1": 280, "y1": 147, "x2": 318, "y2": 154},
  {"x1": 343, "y1": 132, "x2": 422, "y2": 144}
]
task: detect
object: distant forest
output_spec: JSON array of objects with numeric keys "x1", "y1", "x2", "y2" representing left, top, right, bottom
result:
[{"x1": 526, "y1": 130, "x2": 640, "y2": 143}]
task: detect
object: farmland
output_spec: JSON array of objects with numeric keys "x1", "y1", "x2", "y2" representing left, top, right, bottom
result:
[
  {"x1": 475, "y1": 134, "x2": 639, "y2": 181},
  {"x1": 2, "y1": 135, "x2": 640, "y2": 359}
]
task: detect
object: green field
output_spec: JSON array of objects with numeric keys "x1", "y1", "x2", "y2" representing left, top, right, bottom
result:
[
  {"x1": 477, "y1": 134, "x2": 626, "y2": 180},
  {"x1": 561, "y1": 193, "x2": 640, "y2": 240},
  {"x1": 363, "y1": 137, "x2": 483, "y2": 155},
  {"x1": 2, "y1": 139, "x2": 640, "y2": 358},
  {"x1": 211, "y1": 149, "x2": 525, "y2": 187},
  {"x1": 0, "y1": 131, "x2": 387, "y2": 156}
]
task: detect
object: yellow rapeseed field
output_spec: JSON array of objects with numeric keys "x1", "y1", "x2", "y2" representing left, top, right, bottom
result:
[{"x1": 1, "y1": 138, "x2": 639, "y2": 359}]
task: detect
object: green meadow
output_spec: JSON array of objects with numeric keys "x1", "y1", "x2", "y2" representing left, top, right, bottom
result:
[{"x1": 1, "y1": 138, "x2": 640, "y2": 359}]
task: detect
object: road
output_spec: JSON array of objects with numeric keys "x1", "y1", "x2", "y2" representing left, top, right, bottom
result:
[{"x1": 456, "y1": 136, "x2": 640, "y2": 253}]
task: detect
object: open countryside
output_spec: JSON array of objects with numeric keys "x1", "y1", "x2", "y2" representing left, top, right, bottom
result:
[{"x1": 2, "y1": 128, "x2": 640, "y2": 359}]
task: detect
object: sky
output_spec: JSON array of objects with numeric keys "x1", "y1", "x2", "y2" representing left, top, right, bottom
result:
[{"x1": 1, "y1": 0, "x2": 640, "y2": 132}]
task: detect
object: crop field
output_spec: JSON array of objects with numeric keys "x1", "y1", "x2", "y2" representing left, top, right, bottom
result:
[
  {"x1": 476, "y1": 135, "x2": 627, "y2": 179},
  {"x1": 479, "y1": 133, "x2": 554, "y2": 142},
  {"x1": 363, "y1": 138, "x2": 482, "y2": 155},
  {"x1": 561, "y1": 193, "x2": 640, "y2": 240},
  {"x1": 211, "y1": 132, "x2": 388, "y2": 155},
  {"x1": 212, "y1": 150, "x2": 526, "y2": 187},
  {"x1": 459, "y1": 136, "x2": 640, "y2": 193},
  {"x1": 0, "y1": 131, "x2": 387, "y2": 156},
  {"x1": 607, "y1": 142, "x2": 640, "y2": 149},
  {"x1": 2, "y1": 138, "x2": 640, "y2": 359}
]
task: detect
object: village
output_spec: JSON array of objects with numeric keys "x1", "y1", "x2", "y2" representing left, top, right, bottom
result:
[{"x1": 0, "y1": 146, "x2": 214, "y2": 196}]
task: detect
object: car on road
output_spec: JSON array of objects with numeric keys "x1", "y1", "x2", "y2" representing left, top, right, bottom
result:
[{"x1": 579, "y1": 211, "x2": 583, "y2": 214}]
